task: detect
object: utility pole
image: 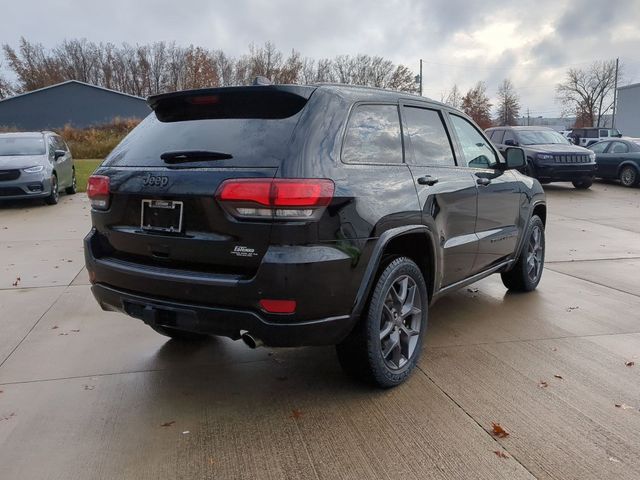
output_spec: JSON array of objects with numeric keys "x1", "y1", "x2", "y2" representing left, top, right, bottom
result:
[
  {"x1": 527, "y1": 108, "x2": 530, "y2": 126},
  {"x1": 612, "y1": 57, "x2": 619, "y2": 128},
  {"x1": 419, "y1": 59, "x2": 423, "y2": 97}
]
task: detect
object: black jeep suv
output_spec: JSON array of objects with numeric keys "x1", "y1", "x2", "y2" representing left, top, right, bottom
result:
[
  {"x1": 85, "y1": 84, "x2": 546, "y2": 387},
  {"x1": 486, "y1": 126, "x2": 597, "y2": 189}
]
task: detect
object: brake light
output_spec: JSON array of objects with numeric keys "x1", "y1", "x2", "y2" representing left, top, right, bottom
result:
[
  {"x1": 87, "y1": 175, "x2": 111, "y2": 210},
  {"x1": 216, "y1": 178, "x2": 334, "y2": 220}
]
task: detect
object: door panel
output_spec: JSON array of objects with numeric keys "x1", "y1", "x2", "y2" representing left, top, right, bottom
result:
[
  {"x1": 401, "y1": 104, "x2": 479, "y2": 288},
  {"x1": 446, "y1": 114, "x2": 521, "y2": 274}
]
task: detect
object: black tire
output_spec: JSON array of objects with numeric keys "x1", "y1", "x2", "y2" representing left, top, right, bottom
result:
[
  {"x1": 525, "y1": 159, "x2": 537, "y2": 178},
  {"x1": 149, "y1": 324, "x2": 209, "y2": 342},
  {"x1": 45, "y1": 174, "x2": 59, "y2": 205},
  {"x1": 65, "y1": 168, "x2": 77, "y2": 194},
  {"x1": 572, "y1": 177, "x2": 593, "y2": 189},
  {"x1": 501, "y1": 215, "x2": 545, "y2": 292},
  {"x1": 336, "y1": 256, "x2": 428, "y2": 388},
  {"x1": 619, "y1": 165, "x2": 638, "y2": 188}
]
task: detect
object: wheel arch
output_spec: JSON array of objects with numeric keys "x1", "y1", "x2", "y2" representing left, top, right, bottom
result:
[
  {"x1": 351, "y1": 226, "x2": 436, "y2": 318},
  {"x1": 617, "y1": 161, "x2": 640, "y2": 177}
]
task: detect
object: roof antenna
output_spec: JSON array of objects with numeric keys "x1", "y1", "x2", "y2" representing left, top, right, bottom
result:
[{"x1": 253, "y1": 76, "x2": 273, "y2": 86}]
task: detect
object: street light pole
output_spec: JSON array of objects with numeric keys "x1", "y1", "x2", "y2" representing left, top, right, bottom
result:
[{"x1": 419, "y1": 59, "x2": 423, "y2": 96}]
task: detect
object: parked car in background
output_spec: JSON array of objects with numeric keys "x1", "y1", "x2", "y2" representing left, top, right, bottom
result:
[
  {"x1": 588, "y1": 137, "x2": 640, "y2": 187},
  {"x1": 85, "y1": 84, "x2": 546, "y2": 388},
  {"x1": 486, "y1": 126, "x2": 597, "y2": 189},
  {"x1": 567, "y1": 127, "x2": 622, "y2": 147},
  {"x1": 0, "y1": 131, "x2": 76, "y2": 204}
]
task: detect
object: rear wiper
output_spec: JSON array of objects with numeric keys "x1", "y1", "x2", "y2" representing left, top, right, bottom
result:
[{"x1": 161, "y1": 150, "x2": 233, "y2": 164}]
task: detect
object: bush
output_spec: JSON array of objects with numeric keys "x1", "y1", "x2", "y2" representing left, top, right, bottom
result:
[{"x1": 58, "y1": 117, "x2": 140, "y2": 158}]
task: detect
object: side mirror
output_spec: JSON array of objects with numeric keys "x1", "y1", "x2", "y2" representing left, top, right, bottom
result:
[
  {"x1": 505, "y1": 147, "x2": 525, "y2": 169},
  {"x1": 54, "y1": 149, "x2": 66, "y2": 160},
  {"x1": 504, "y1": 139, "x2": 517, "y2": 147}
]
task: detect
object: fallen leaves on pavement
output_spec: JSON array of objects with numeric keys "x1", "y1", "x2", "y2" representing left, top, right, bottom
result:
[
  {"x1": 625, "y1": 361, "x2": 635, "y2": 367},
  {"x1": 538, "y1": 380, "x2": 549, "y2": 388},
  {"x1": 291, "y1": 409, "x2": 303, "y2": 420},
  {"x1": 160, "y1": 421, "x2": 175, "y2": 427},
  {"x1": 554, "y1": 374, "x2": 564, "y2": 379},
  {"x1": 491, "y1": 422, "x2": 509, "y2": 438},
  {"x1": 494, "y1": 450, "x2": 509, "y2": 459}
]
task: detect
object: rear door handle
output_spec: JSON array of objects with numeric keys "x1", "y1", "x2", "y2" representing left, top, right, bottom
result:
[
  {"x1": 476, "y1": 177, "x2": 491, "y2": 186},
  {"x1": 417, "y1": 175, "x2": 439, "y2": 186}
]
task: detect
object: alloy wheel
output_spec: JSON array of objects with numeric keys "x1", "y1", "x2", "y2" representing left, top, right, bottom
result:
[
  {"x1": 620, "y1": 167, "x2": 637, "y2": 187},
  {"x1": 526, "y1": 225, "x2": 543, "y2": 282},
  {"x1": 379, "y1": 275, "x2": 422, "y2": 370}
]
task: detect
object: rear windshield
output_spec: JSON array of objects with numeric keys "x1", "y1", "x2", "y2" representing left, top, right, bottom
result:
[
  {"x1": 0, "y1": 136, "x2": 46, "y2": 156},
  {"x1": 103, "y1": 112, "x2": 304, "y2": 168}
]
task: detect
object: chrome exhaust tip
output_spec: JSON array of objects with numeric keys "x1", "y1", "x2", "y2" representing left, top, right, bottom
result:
[{"x1": 240, "y1": 331, "x2": 263, "y2": 349}]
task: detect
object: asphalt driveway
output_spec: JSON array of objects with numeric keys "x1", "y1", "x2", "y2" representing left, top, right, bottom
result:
[{"x1": 1, "y1": 182, "x2": 639, "y2": 479}]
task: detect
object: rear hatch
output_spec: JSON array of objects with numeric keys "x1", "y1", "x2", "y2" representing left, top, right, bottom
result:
[{"x1": 92, "y1": 86, "x2": 315, "y2": 277}]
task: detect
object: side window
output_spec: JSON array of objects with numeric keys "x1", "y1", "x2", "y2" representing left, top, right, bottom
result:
[
  {"x1": 589, "y1": 142, "x2": 609, "y2": 154},
  {"x1": 610, "y1": 141, "x2": 629, "y2": 154},
  {"x1": 47, "y1": 137, "x2": 56, "y2": 160},
  {"x1": 502, "y1": 130, "x2": 516, "y2": 145},
  {"x1": 492, "y1": 130, "x2": 505, "y2": 144},
  {"x1": 402, "y1": 106, "x2": 455, "y2": 167},
  {"x1": 585, "y1": 130, "x2": 598, "y2": 138},
  {"x1": 599, "y1": 129, "x2": 609, "y2": 138},
  {"x1": 342, "y1": 104, "x2": 403, "y2": 164},
  {"x1": 449, "y1": 114, "x2": 499, "y2": 169}
]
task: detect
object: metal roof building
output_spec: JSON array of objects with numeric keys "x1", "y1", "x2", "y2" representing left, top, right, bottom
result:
[
  {"x1": 616, "y1": 82, "x2": 640, "y2": 137},
  {"x1": 0, "y1": 80, "x2": 150, "y2": 130}
]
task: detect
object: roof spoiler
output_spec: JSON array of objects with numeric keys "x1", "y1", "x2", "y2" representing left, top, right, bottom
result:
[{"x1": 147, "y1": 85, "x2": 316, "y2": 122}]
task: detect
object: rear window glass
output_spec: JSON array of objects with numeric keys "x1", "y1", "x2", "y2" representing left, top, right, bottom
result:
[
  {"x1": 103, "y1": 112, "x2": 303, "y2": 168},
  {"x1": 403, "y1": 106, "x2": 455, "y2": 166},
  {"x1": 0, "y1": 136, "x2": 46, "y2": 156},
  {"x1": 342, "y1": 104, "x2": 403, "y2": 164}
]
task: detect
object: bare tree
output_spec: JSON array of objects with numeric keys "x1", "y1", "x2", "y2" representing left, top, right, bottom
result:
[
  {"x1": 461, "y1": 82, "x2": 492, "y2": 129},
  {"x1": 556, "y1": 60, "x2": 619, "y2": 128},
  {"x1": 0, "y1": 67, "x2": 14, "y2": 99},
  {"x1": 2, "y1": 38, "x2": 416, "y2": 96},
  {"x1": 495, "y1": 79, "x2": 520, "y2": 126},
  {"x1": 441, "y1": 84, "x2": 462, "y2": 109}
]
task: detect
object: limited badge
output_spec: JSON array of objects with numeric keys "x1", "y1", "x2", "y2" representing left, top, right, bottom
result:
[{"x1": 231, "y1": 246, "x2": 257, "y2": 257}]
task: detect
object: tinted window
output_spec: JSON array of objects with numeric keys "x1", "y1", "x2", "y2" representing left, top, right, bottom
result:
[
  {"x1": 502, "y1": 130, "x2": 516, "y2": 144},
  {"x1": 492, "y1": 130, "x2": 505, "y2": 144},
  {"x1": 103, "y1": 112, "x2": 303, "y2": 168},
  {"x1": 0, "y1": 136, "x2": 46, "y2": 156},
  {"x1": 610, "y1": 141, "x2": 629, "y2": 154},
  {"x1": 585, "y1": 129, "x2": 598, "y2": 138},
  {"x1": 449, "y1": 115, "x2": 498, "y2": 169},
  {"x1": 342, "y1": 104, "x2": 403, "y2": 164},
  {"x1": 589, "y1": 142, "x2": 609, "y2": 154},
  {"x1": 599, "y1": 129, "x2": 609, "y2": 137},
  {"x1": 403, "y1": 106, "x2": 455, "y2": 166}
]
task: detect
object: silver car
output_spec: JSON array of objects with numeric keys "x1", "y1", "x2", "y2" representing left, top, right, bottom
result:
[{"x1": 0, "y1": 131, "x2": 76, "y2": 205}]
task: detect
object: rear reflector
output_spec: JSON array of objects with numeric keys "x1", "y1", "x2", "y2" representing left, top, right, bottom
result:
[
  {"x1": 216, "y1": 178, "x2": 334, "y2": 220},
  {"x1": 259, "y1": 299, "x2": 297, "y2": 314},
  {"x1": 87, "y1": 175, "x2": 111, "y2": 210}
]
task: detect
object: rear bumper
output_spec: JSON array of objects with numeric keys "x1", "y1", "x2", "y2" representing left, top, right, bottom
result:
[
  {"x1": 91, "y1": 283, "x2": 355, "y2": 346},
  {"x1": 84, "y1": 229, "x2": 364, "y2": 346},
  {"x1": 534, "y1": 163, "x2": 597, "y2": 182}
]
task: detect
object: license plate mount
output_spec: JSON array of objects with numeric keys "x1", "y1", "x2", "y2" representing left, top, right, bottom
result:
[{"x1": 141, "y1": 199, "x2": 183, "y2": 233}]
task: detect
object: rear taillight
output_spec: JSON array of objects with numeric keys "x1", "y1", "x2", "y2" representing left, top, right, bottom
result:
[
  {"x1": 216, "y1": 178, "x2": 334, "y2": 220},
  {"x1": 87, "y1": 175, "x2": 111, "y2": 210}
]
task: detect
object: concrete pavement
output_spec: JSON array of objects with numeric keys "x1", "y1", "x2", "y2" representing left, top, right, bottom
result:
[{"x1": 1, "y1": 183, "x2": 639, "y2": 479}]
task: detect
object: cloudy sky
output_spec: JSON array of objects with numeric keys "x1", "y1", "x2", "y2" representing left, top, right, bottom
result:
[{"x1": 2, "y1": 0, "x2": 639, "y2": 117}]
